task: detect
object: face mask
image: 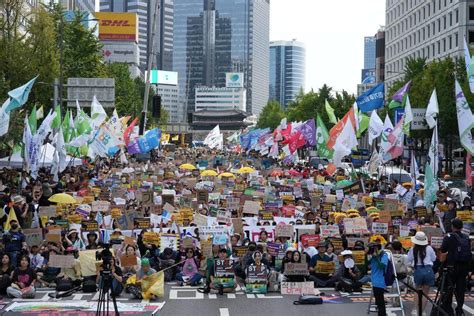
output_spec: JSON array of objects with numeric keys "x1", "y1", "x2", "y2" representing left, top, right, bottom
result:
[
  {"x1": 344, "y1": 258, "x2": 355, "y2": 269},
  {"x1": 11, "y1": 224, "x2": 18, "y2": 230}
]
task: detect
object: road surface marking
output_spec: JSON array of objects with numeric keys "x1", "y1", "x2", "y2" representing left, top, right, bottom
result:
[
  {"x1": 219, "y1": 308, "x2": 230, "y2": 316},
  {"x1": 227, "y1": 293, "x2": 236, "y2": 299},
  {"x1": 169, "y1": 289, "x2": 204, "y2": 299},
  {"x1": 246, "y1": 294, "x2": 255, "y2": 298},
  {"x1": 208, "y1": 293, "x2": 217, "y2": 299}
]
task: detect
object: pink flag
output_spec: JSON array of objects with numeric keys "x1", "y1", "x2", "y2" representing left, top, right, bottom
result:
[{"x1": 383, "y1": 116, "x2": 405, "y2": 162}]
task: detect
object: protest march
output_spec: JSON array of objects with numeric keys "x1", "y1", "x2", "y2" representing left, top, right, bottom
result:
[{"x1": 0, "y1": 76, "x2": 472, "y2": 316}]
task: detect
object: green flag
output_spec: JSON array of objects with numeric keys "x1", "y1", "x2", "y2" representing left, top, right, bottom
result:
[
  {"x1": 28, "y1": 105, "x2": 37, "y2": 134},
  {"x1": 62, "y1": 109, "x2": 70, "y2": 143},
  {"x1": 51, "y1": 105, "x2": 61, "y2": 129},
  {"x1": 357, "y1": 112, "x2": 370, "y2": 138},
  {"x1": 325, "y1": 100, "x2": 338, "y2": 124},
  {"x1": 75, "y1": 110, "x2": 92, "y2": 135},
  {"x1": 423, "y1": 162, "x2": 438, "y2": 208},
  {"x1": 316, "y1": 114, "x2": 334, "y2": 159}
]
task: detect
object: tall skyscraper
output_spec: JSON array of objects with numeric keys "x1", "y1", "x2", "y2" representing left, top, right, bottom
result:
[
  {"x1": 60, "y1": 0, "x2": 97, "y2": 12},
  {"x1": 269, "y1": 40, "x2": 306, "y2": 108},
  {"x1": 99, "y1": 0, "x2": 173, "y2": 70},
  {"x1": 173, "y1": 0, "x2": 270, "y2": 121},
  {"x1": 364, "y1": 36, "x2": 376, "y2": 69},
  {"x1": 385, "y1": 0, "x2": 474, "y2": 88}
]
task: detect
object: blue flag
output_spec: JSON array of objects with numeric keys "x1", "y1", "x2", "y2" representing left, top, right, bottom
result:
[
  {"x1": 5, "y1": 76, "x2": 38, "y2": 113},
  {"x1": 356, "y1": 83, "x2": 385, "y2": 113},
  {"x1": 138, "y1": 128, "x2": 162, "y2": 153}
]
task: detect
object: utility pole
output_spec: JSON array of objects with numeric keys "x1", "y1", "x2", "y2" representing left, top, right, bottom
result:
[{"x1": 140, "y1": 0, "x2": 160, "y2": 135}]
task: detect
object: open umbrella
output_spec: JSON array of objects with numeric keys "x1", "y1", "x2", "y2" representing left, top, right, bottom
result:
[
  {"x1": 288, "y1": 169, "x2": 302, "y2": 176},
  {"x1": 49, "y1": 193, "x2": 76, "y2": 204},
  {"x1": 219, "y1": 172, "x2": 235, "y2": 179},
  {"x1": 122, "y1": 167, "x2": 135, "y2": 174},
  {"x1": 179, "y1": 163, "x2": 197, "y2": 170},
  {"x1": 201, "y1": 169, "x2": 218, "y2": 177},
  {"x1": 237, "y1": 166, "x2": 255, "y2": 174}
]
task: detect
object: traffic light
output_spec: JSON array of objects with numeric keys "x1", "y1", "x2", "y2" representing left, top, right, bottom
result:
[{"x1": 152, "y1": 95, "x2": 161, "y2": 118}]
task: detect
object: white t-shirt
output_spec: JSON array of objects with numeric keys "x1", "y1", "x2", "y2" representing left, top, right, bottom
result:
[{"x1": 407, "y1": 245, "x2": 436, "y2": 266}]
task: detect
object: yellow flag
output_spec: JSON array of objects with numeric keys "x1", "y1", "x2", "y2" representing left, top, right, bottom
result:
[
  {"x1": 171, "y1": 135, "x2": 179, "y2": 141},
  {"x1": 161, "y1": 133, "x2": 170, "y2": 143},
  {"x1": 141, "y1": 271, "x2": 164, "y2": 299},
  {"x1": 4, "y1": 208, "x2": 19, "y2": 231}
]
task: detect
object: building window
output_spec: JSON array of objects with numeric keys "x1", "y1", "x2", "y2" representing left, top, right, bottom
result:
[
  {"x1": 443, "y1": 38, "x2": 446, "y2": 52},
  {"x1": 469, "y1": 31, "x2": 474, "y2": 44},
  {"x1": 449, "y1": 36, "x2": 452, "y2": 49},
  {"x1": 470, "y1": 7, "x2": 474, "y2": 20},
  {"x1": 449, "y1": 12, "x2": 453, "y2": 26},
  {"x1": 455, "y1": 33, "x2": 458, "y2": 47},
  {"x1": 443, "y1": 16, "x2": 446, "y2": 29},
  {"x1": 456, "y1": 9, "x2": 459, "y2": 23},
  {"x1": 437, "y1": 41, "x2": 441, "y2": 54}
]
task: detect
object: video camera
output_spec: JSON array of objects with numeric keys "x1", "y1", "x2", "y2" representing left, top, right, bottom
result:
[{"x1": 96, "y1": 243, "x2": 113, "y2": 272}]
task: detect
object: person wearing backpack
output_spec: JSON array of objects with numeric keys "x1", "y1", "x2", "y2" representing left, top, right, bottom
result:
[
  {"x1": 440, "y1": 218, "x2": 472, "y2": 316},
  {"x1": 367, "y1": 242, "x2": 389, "y2": 316},
  {"x1": 407, "y1": 231, "x2": 437, "y2": 316}
]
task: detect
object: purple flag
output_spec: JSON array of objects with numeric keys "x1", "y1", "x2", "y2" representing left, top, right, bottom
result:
[
  {"x1": 301, "y1": 118, "x2": 316, "y2": 146},
  {"x1": 127, "y1": 139, "x2": 141, "y2": 154},
  {"x1": 391, "y1": 80, "x2": 412, "y2": 102}
]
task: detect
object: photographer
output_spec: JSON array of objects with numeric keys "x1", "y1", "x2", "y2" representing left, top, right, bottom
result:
[
  {"x1": 367, "y1": 242, "x2": 388, "y2": 316},
  {"x1": 96, "y1": 256, "x2": 124, "y2": 297},
  {"x1": 439, "y1": 218, "x2": 472, "y2": 316}
]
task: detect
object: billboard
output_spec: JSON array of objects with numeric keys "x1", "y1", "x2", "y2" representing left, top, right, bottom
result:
[
  {"x1": 226, "y1": 73, "x2": 244, "y2": 88},
  {"x1": 67, "y1": 78, "x2": 115, "y2": 108},
  {"x1": 102, "y1": 42, "x2": 140, "y2": 65},
  {"x1": 94, "y1": 12, "x2": 138, "y2": 41},
  {"x1": 149, "y1": 70, "x2": 178, "y2": 85},
  {"x1": 361, "y1": 68, "x2": 376, "y2": 83}
]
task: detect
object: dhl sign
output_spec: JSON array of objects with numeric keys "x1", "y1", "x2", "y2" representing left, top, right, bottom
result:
[{"x1": 94, "y1": 12, "x2": 137, "y2": 41}]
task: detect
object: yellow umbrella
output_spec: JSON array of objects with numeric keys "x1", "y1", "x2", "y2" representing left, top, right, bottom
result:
[
  {"x1": 179, "y1": 163, "x2": 197, "y2": 170},
  {"x1": 201, "y1": 170, "x2": 218, "y2": 177},
  {"x1": 219, "y1": 172, "x2": 236, "y2": 179},
  {"x1": 49, "y1": 193, "x2": 76, "y2": 204},
  {"x1": 237, "y1": 167, "x2": 255, "y2": 174}
]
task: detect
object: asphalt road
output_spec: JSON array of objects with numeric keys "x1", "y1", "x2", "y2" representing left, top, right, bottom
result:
[{"x1": 1, "y1": 284, "x2": 474, "y2": 316}]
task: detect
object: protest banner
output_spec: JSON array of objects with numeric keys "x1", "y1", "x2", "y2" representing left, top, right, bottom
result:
[
  {"x1": 196, "y1": 191, "x2": 209, "y2": 204},
  {"x1": 160, "y1": 233, "x2": 179, "y2": 251},
  {"x1": 143, "y1": 232, "x2": 160, "y2": 246},
  {"x1": 275, "y1": 224, "x2": 294, "y2": 238},
  {"x1": 431, "y1": 236, "x2": 444, "y2": 248},
  {"x1": 217, "y1": 210, "x2": 232, "y2": 225},
  {"x1": 320, "y1": 225, "x2": 341, "y2": 238},
  {"x1": 121, "y1": 254, "x2": 138, "y2": 267},
  {"x1": 315, "y1": 261, "x2": 335, "y2": 274},
  {"x1": 372, "y1": 222, "x2": 388, "y2": 234},
  {"x1": 81, "y1": 220, "x2": 99, "y2": 232},
  {"x1": 284, "y1": 263, "x2": 309, "y2": 276},
  {"x1": 92, "y1": 201, "x2": 110, "y2": 213},
  {"x1": 457, "y1": 210, "x2": 473, "y2": 222},
  {"x1": 48, "y1": 254, "x2": 75, "y2": 268},
  {"x1": 39, "y1": 206, "x2": 57, "y2": 218},
  {"x1": 342, "y1": 180, "x2": 364, "y2": 194},
  {"x1": 281, "y1": 282, "x2": 315, "y2": 295},
  {"x1": 300, "y1": 234, "x2": 320, "y2": 247},
  {"x1": 243, "y1": 200, "x2": 260, "y2": 215},
  {"x1": 343, "y1": 217, "x2": 369, "y2": 234},
  {"x1": 214, "y1": 259, "x2": 235, "y2": 287},
  {"x1": 134, "y1": 218, "x2": 151, "y2": 229},
  {"x1": 23, "y1": 228, "x2": 43, "y2": 247},
  {"x1": 352, "y1": 250, "x2": 366, "y2": 265},
  {"x1": 245, "y1": 264, "x2": 268, "y2": 294}
]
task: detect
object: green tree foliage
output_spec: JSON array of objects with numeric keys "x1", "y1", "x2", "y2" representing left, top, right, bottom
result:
[
  {"x1": 257, "y1": 100, "x2": 286, "y2": 129},
  {"x1": 107, "y1": 63, "x2": 142, "y2": 117}
]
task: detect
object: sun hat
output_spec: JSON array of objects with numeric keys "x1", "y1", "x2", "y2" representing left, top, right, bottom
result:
[
  {"x1": 341, "y1": 250, "x2": 353, "y2": 256},
  {"x1": 411, "y1": 231, "x2": 428, "y2": 246},
  {"x1": 12, "y1": 195, "x2": 24, "y2": 204}
]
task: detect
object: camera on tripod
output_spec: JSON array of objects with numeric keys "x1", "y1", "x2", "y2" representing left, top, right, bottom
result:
[{"x1": 96, "y1": 243, "x2": 113, "y2": 273}]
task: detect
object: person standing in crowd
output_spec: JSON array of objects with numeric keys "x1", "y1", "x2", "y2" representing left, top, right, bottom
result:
[
  {"x1": 7, "y1": 255, "x2": 37, "y2": 298},
  {"x1": 3, "y1": 219, "x2": 27, "y2": 266},
  {"x1": 442, "y1": 200, "x2": 458, "y2": 233},
  {"x1": 407, "y1": 231, "x2": 436, "y2": 315},
  {"x1": 440, "y1": 219, "x2": 472, "y2": 316},
  {"x1": 368, "y1": 242, "x2": 388, "y2": 316}
]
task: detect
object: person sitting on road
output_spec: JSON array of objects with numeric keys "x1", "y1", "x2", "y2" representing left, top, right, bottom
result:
[
  {"x1": 334, "y1": 250, "x2": 362, "y2": 293},
  {"x1": 176, "y1": 248, "x2": 202, "y2": 286},
  {"x1": 7, "y1": 255, "x2": 37, "y2": 299},
  {"x1": 308, "y1": 242, "x2": 333, "y2": 287},
  {"x1": 0, "y1": 253, "x2": 14, "y2": 295},
  {"x1": 129, "y1": 258, "x2": 156, "y2": 299},
  {"x1": 209, "y1": 248, "x2": 237, "y2": 295}
]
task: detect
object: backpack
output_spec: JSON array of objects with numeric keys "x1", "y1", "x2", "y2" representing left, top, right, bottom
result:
[
  {"x1": 383, "y1": 253, "x2": 396, "y2": 286},
  {"x1": 293, "y1": 295, "x2": 323, "y2": 305},
  {"x1": 392, "y1": 254, "x2": 408, "y2": 279},
  {"x1": 451, "y1": 233, "x2": 471, "y2": 263}
]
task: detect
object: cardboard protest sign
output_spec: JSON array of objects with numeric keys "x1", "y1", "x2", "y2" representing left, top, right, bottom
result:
[
  {"x1": 372, "y1": 222, "x2": 388, "y2": 234},
  {"x1": 140, "y1": 190, "x2": 154, "y2": 205},
  {"x1": 243, "y1": 201, "x2": 260, "y2": 215},
  {"x1": 160, "y1": 233, "x2": 179, "y2": 251},
  {"x1": 79, "y1": 250, "x2": 99, "y2": 277},
  {"x1": 343, "y1": 217, "x2": 369, "y2": 234},
  {"x1": 48, "y1": 254, "x2": 75, "y2": 268},
  {"x1": 182, "y1": 237, "x2": 194, "y2": 248},
  {"x1": 116, "y1": 211, "x2": 137, "y2": 230},
  {"x1": 143, "y1": 232, "x2": 160, "y2": 246},
  {"x1": 310, "y1": 195, "x2": 321, "y2": 208},
  {"x1": 196, "y1": 191, "x2": 209, "y2": 204},
  {"x1": 162, "y1": 194, "x2": 174, "y2": 206},
  {"x1": 320, "y1": 225, "x2": 341, "y2": 238},
  {"x1": 120, "y1": 254, "x2": 138, "y2": 267},
  {"x1": 134, "y1": 218, "x2": 151, "y2": 229},
  {"x1": 81, "y1": 220, "x2": 99, "y2": 232},
  {"x1": 23, "y1": 228, "x2": 43, "y2": 247},
  {"x1": 430, "y1": 236, "x2": 443, "y2": 248},
  {"x1": 384, "y1": 198, "x2": 398, "y2": 214},
  {"x1": 226, "y1": 197, "x2": 240, "y2": 211},
  {"x1": 352, "y1": 250, "x2": 366, "y2": 265},
  {"x1": 378, "y1": 210, "x2": 392, "y2": 223},
  {"x1": 457, "y1": 210, "x2": 473, "y2": 222},
  {"x1": 315, "y1": 261, "x2": 335, "y2": 274},
  {"x1": 76, "y1": 204, "x2": 92, "y2": 218},
  {"x1": 300, "y1": 234, "x2": 320, "y2": 247},
  {"x1": 245, "y1": 264, "x2": 268, "y2": 294},
  {"x1": 415, "y1": 207, "x2": 428, "y2": 218},
  {"x1": 284, "y1": 263, "x2": 309, "y2": 276},
  {"x1": 328, "y1": 237, "x2": 344, "y2": 254},
  {"x1": 200, "y1": 239, "x2": 213, "y2": 257},
  {"x1": 162, "y1": 203, "x2": 175, "y2": 213},
  {"x1": 325, "y1": 194, "x2": 336, "y2": 204},
  {"x1": 92, "y1": 201, "x2": 110, "y2": 213},
  {"x1": 346, "y1": 237, "x2": 369, "y2": 248},
  {"x1": 217, "y1": 210, "x2": 232, "y2": 225},
  {"x1": 124, "y1": 236, "x2": 135, "y2": 246},
  {"x1": 214, "y1": 259, "x2": 234, "y2": 287},
  {"x1": 420, "y1": 226, "x2": 443, "y2": 241},
  {"x1": 110, "y1": 205, "x2": 125, "y2": 219},
  {"x1": 232, "y1": 246, "x2": 247, "y2": 258},
  {"x1": 39, "y1": 206, "x2": 57, "y2": 218},
  {"x1": 275, "y1": 224, "x2": 294, "y2": 238},
  {"x1": 281, "y1": 282, "x2": 314, "y2": 295},
  {"x1": 46, "y1": 232, "x2": 62, "y2": 244}
]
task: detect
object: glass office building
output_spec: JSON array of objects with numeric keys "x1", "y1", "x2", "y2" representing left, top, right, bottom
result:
[
  {"x1": 173, "y1": 0, "x2": 269, "y2": 120},
  {"x1": 269, "y1": 40, "x2": 306, "y2": 108}
]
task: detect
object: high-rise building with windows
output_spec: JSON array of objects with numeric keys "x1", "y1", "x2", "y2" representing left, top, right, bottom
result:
[
  {"x1": 173, "y1": 0, "x2": 270, "y2": 120},
  {"x1": 269, "y1": 40, "x2": 306, "y2": 108},
  {"x1": 364, "y1": 36, "x2": 376, "y2": 69},
  {"x1": 99, "y1": 0, "x2": 173, "y2": 71},
  {"x1": 385, "y1": 0, "x2": 474, "y2": 88},
  {"x1": 60, "y1": 0, "x2": 97, "y2": 12}
]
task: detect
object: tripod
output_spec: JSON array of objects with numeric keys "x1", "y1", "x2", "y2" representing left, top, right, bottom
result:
[
  {"x1": 96, "y1": 269, "x2": 120, "y2": 316},
  {"x1": 430, "y1": 267, "x2": 451, "y2": 316}
]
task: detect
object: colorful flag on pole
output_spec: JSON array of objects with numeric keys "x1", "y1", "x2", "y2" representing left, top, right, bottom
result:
[
  {"x1": 455, "y1": 80, "x2": 474, "y2": 155},
  {"x1": 356, "y1": 83, "x2": 385, "y2": 112},
  {"x1": 0, "y1": 99, "x2": 11, "y2": 137},
  {"x1": 316, "y1": 114, "x2": 333, "y2": 159},
  {"x1": 389, "y1": 81, "x2": 411, "y2": 109},
  {"x1": 428, "y1": 124, "x2": 439, "y2": 177},
  {"x1": 28, "y1": 105, "x2": 37, "y2": 134},
  {"x1": 403, "y1": 95, "x2": 413, "y2": 136},
  {"x1": 463, "y1": 36, "x2": 474, "y2": 93},
  {"x1": 91, "y1": 96, "x2": 107, "y2": 128},
  {"x1": 379, "y1": 115, "x2": 394, "y2": 160},
  {"x1": 4, "y1": 76, "x2": 38, "y2": 113},
  {"x1": 36, "y1": 105, "x2": 44, "y2": 120},
  {"x1": 325, "y1": 100, "x2": 338, "y2": 124},
  {"x1": 368, "y1": 110, "x2": 384, "y2": 144},
  {"x1": 424, "y1": 161, "x2": 438, "y2": 208},
  {"x1": 425, "y1": 89, "x2": 439, "y2": 129},
  {"x1": 327, "y1": 107, "x2": 356, "y2": 149},
  {"x1": 357, "y1": 112, "x2": 370, "y2": 138},
  {"x1": 333, "y1": 119, "x2": 358, "y2": 167},
  {"x1": 382, "y1": 116, "x2": 404, "y2": 163},
  {"x1": 51, "y1": 105, "x2": 61, "y2": 129},
  {"x1": 300, "y1": 118, "x2": 316, "y2": 146}
]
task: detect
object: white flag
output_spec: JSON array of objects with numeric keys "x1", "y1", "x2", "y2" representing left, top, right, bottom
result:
[
  {"x1": 368, "y1": 149, "x2": 381, "y2": 174},
  {"x1": 403, "y1": 95, "x2": 413, "y2": 135},
  {"x1": 91, "y1": 96, "x2": 107, "y2": 128},
  {"x1": 352, "y1": 102, "x2": 359, "y2": 131},
  {"x1": 333, "y1": 119, "x2": 358, "y2": 167},
  {"x1": 36, "y1": 105, "x2": 44, "y2": 120},
  {"x1": 455, "y1": 80, "x2": 474, "y2": 154},
  {"x1": 410, "y1": 152, "x2": 419, "y2": 188},
  {"x1": 204, "y1": 125, "x2": 220, "y2": 146},
  {"x1": 379, "y1": 115, "x2": 394, "y2": 158},
  {"x1": 368, "y1": 111, "x2": 384, "y2": 144},
  {"x1": 22, "y1": 114, "x2": 32, "y2": 172},
  {"x1": 463, "y1": 37, "x2": 474, "y2": 93},
  {"x1": 428, "y1": 124, "x2": 439, "y2": 176},
  {"x1": 0, "y1": 98, "x2": 11, "y2": 137},
  {"x1": 425, "y1": 89, "x2": 439, "y2": 129}
]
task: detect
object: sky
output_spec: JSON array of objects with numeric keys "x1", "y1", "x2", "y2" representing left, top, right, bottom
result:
[{"x1": 270, "y1": 0, "x2": 386, "y2": 95}]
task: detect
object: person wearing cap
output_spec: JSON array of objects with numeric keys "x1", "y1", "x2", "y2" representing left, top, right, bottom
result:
[
  {"x1": 439, "y1": 219, "x2": 472, "y2": 316},
  {"x1": 308, "y1": 242, "x2": 333, "y2": 287},
  {"x1": 2, "y1": 219, "x2": 26, "y2": 266},
  {"x1": 10, "y1": 195, "x2": 27, "y2": 228},
  {"x1": 129, "y1": 258, "x2": 157, "y2": 299},
  {"x1": 64, "y1": 229, "x2": 85, "y2": 251},
  {"x1": 334, "y1": 250, "x2": 362, "y2": 292},
  {"x1": 407, "y1": 231, "x2": 436, "y2": 315},
  {"x1": 461, "y1": 197, "x2": 472, "y2": 211}
]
